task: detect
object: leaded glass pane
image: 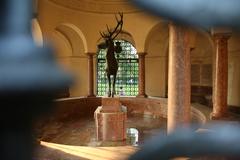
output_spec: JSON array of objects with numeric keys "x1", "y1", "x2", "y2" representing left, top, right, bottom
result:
[{"x1": 97, "y1": 40, "x2": 138, "y2": 96}]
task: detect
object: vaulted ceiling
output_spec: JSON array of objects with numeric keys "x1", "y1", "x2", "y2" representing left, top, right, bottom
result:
[{"x1": 48, "y1": 0, "x2": 140, "y2": 13}]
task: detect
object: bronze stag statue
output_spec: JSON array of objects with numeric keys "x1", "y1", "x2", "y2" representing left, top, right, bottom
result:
[{"x1": 100, "y1": 13, "x2": 123, "y2": 97}]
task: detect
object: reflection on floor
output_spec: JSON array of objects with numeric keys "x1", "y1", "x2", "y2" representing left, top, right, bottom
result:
[
  {"x1": 36, "y1": 114, "x2": 167, "y2": 146},
  {"x1": 33, "y1": 104, "x2": 240, "y2": 160},
  {"x1": 34, "y1": 114, "x2": 167, "y2": 159}
]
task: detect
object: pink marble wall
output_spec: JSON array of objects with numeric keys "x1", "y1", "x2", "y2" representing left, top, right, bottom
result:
[{"x1": 39, "y1": 97, "x2": 206, "y2": 125}]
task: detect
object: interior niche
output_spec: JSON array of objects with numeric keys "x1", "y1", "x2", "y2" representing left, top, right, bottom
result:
[{"x1": 190, "y1": 30, "x2": 214, "y2": 106}]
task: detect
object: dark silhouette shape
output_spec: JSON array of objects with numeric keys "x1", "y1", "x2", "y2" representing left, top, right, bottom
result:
[
  {"x1": 0, "y1": 0, "x2": 71, "y2": 160},
  {"x1": 129, "y1": 124, "x2": 240, "y2": 160},
  {"x1": 100, "y1": 13, "x2": 123, "y2": 97},
  {"x1": 131, "y1": 0, "x2": 240, "y2": 29}
]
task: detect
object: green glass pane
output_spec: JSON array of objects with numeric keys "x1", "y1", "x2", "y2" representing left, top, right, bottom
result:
[{"x1": 97, "y1": 40, "x2": 139, "y2": 96}]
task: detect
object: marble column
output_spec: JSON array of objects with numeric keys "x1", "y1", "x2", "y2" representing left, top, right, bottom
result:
[
  {"x1": 211, "y1": 32, "x2": 231, "y2": 119},
  {"x1": 87, "y1": 52, "x2": 96, "y2": 97},
  {"x1": 137, "y1": 52, "x2": 147, "y2": 98},
  {"x1": 167, "y1": 24, "x2": 191, "y2": 133}
]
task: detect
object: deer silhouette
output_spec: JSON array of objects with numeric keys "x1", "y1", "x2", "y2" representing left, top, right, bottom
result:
[{"x1": 100, "y1": 13, "x2": 123, "y2": 97}]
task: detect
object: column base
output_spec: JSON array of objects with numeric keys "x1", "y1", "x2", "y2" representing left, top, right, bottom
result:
[
  {"x1": 136, "y1": 94, "x2": 148, "y2": 98},
  {"x1": 210, "y1": 112, "x2": 228, "y2": 120}
]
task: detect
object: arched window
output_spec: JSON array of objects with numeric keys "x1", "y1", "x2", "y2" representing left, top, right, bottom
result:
[{"x1": 97, "y1": 40, "x2": 138, "y2": 96}]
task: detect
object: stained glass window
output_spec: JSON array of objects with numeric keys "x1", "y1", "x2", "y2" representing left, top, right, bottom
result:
[{"x1": 97, "y1": 40, "x2": 138, "y2": 96}]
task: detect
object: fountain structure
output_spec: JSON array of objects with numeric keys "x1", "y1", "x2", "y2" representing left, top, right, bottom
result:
[{"x1": 95, "y1": 13, "x2": 127, "y2": 142}]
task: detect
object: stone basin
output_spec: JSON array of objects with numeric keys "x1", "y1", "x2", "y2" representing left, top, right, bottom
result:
[{"x1": 35, "y1": 97, "x2": 207, "y2": 147}]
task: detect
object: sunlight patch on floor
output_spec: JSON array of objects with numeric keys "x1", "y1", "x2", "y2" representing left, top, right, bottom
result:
[{"x1": 40, "y1": 141, "x2": 138, "y2": 160}]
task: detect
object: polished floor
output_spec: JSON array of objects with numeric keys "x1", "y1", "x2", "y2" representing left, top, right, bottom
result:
[
  {"x1": 33, "y1": 114, "x2": 167, "y2": 160},
  {"x1": 33, "y1": 104, "x2": 240, "y2": 160}
]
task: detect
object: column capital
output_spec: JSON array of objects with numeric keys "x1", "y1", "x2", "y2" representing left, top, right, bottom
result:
[
  {"x1": 213, "y1": 34, "x2": 231, "y2": 40},
  {"x1": 85, "y1": 52, "x2": 96, "y2": 56},
  {"x1": 211, "y1": 27, "x2": 232, "y2": 38},
  {"x1": 137, "y1": 52, "x2": 147, "y2": 56}
]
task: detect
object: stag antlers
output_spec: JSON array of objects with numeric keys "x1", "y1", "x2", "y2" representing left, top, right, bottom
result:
[{"x1": 100, "y1": 12, "x2": 123, "y2": 40}]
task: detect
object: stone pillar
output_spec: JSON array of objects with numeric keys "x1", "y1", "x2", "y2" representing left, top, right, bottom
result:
[
  {"x1": 167, "y1": 23, "x2": 191, "y2": 133},
  {"x1": 137, "y1": 52, "x2": 147, "y2": 97},
  {"x1": 87, "y1": 52, "x2": 96, "y2": 97},
  {"x1": 211, "y1": 29, "x2": 231, "y2": 119}
]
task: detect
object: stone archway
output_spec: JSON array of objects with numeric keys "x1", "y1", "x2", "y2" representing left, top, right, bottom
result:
[
  {"x1": 190, "y1": 29, "x2": 214, "y2": 106},
  {"x1": 55, "y1": 23, "x2": 87, "y2": 56},
  {"x1": 144, "y1": 22, "x2": 169, "y2": 97}
]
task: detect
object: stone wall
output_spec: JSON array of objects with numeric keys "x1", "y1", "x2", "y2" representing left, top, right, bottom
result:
[
  {"x1": 38, "y1": 97, "x2": 207, "y2": 126},
  {"x1": 120, "y1": 97, "x2": 168, "y2": 118},
  {"x1": 49, "y1": 97, "x2": 101, "y2": 121}
]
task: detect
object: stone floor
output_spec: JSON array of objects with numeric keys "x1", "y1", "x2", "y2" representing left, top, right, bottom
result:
[
  {"x1": 33, "y1": 114, "x2": 167, "y2": 160},
  {"x1": 35, "y1": 114, "x2": 167, "y2": 146},
  {"x1": 33, "y1": 104, "x2": 240, "y2": 160},
  {"x1": 34, "y1": 142, "x2": 137, "y2": 160},
  {"x1": 192, "y1": 103, "x2": 240, "y2": 124}
]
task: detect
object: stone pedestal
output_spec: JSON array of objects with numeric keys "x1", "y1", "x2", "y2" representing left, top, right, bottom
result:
[{"x1": 94, "y1": 98, "x2": 127, "y2": 141}]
